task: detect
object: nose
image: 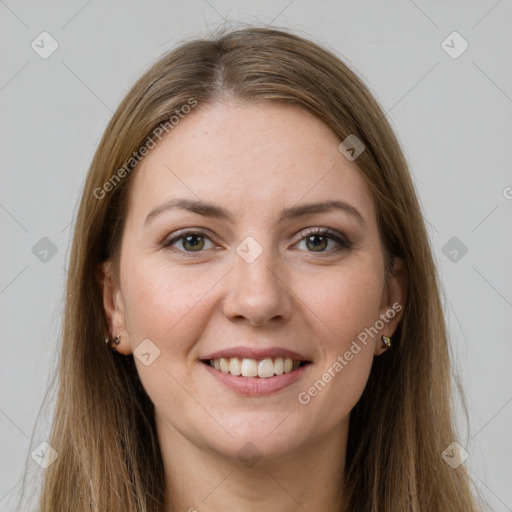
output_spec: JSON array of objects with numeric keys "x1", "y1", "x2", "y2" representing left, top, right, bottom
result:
[{"x1": 222, "y1": 242, "x2": 293, "y2": 326}]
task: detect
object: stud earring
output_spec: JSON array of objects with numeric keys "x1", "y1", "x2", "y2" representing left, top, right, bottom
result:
[
  {"x1": 381, "y1": 335, "x2": 391, "y2": 349},
  {"x1": 105, "y1": 335, "x2": 121, "y2": 351}
]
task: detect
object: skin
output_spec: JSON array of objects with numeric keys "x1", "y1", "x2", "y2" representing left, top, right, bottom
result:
[{"x1": 101, "y1": 100, "x2": 406, "y2": 512}]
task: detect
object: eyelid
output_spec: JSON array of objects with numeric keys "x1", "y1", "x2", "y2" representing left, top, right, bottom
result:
[
  {"x1": 295, "y1": 227, "x2": 352, "y2": 251},
  {"x1": 162, "y1": 228, "x2": 215, "y2": 249},
  {"x1": 297, "y1": 226, "x2": 350, "y2": 243}
]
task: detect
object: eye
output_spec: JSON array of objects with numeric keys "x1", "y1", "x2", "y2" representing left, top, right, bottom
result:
[
  {"x1": 295, "y1": 228, "x2": 351, "y2": 253},
  {"x1": 163, "y1": 230, "x2": 215, "y2": 253},
  {"x1": 162, "y1": 227, "x2": 351, "y2": 255}
]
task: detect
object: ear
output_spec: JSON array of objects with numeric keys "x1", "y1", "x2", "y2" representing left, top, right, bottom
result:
[
  {"x1": 98, "y1": 261, "x2": 132, "y2": 355},
  {"x1": 375, "y1": 256, "x2": 407, "y2": 356}
]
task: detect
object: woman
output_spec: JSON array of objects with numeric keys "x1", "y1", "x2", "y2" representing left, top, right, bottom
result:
[{"x1": 31, "y1": 26, "x2": 482, "y2": 511}]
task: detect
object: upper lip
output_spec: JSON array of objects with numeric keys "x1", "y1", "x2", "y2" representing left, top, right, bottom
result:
[{"x1": 202, "y1": 346, "x2": 311, "y2": 361}]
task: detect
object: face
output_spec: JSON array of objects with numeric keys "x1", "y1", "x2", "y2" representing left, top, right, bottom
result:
[{"x1": 101, "y1": 100, "x2": 405, "y2": 462}]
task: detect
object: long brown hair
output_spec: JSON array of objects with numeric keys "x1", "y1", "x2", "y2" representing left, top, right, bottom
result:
[{"x1": 21, "y1": 25, "x2": 483, "y2": 511}]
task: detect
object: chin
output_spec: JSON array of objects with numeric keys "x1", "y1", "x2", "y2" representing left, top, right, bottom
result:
[{"x1": 199, "y1": 419, "x2": 311, "y2": 463}]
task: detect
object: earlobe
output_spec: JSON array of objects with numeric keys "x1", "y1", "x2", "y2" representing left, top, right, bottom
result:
[{"x1": 97, "y1": 261, "x2": 132, "y2": 355}]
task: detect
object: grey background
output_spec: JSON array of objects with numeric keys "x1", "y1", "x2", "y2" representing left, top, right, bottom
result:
[{"x1": 1, "y1": 0, "x2": 511, "y2": 510}]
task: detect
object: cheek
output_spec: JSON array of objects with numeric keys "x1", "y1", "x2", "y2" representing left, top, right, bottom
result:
[
  {"x1": 297, "y1": 258, "x2": 384, "y2": 349},
  {"x1": 292, "y1": 257, "x2": 383, "y2": 421},
  {"x1": 120, "y1": 256, "x2": 221, "y2": 353},
  {"x1": 119, "y1": 258, "x2": 223, "y2": 412}
]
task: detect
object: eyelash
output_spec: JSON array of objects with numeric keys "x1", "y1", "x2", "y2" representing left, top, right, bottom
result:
[{"x1": 162, "y1": 227, "x2": 351, "y2": 256}]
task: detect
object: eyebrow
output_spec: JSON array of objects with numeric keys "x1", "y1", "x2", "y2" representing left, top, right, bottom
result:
[{"x1": 144, "y1": 198, "x2": 366, "y2": 227}]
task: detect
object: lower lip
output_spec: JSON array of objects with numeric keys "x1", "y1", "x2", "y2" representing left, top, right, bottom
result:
[{"x1": 201, "y1": 362, "x2": 310, "y2": 396}]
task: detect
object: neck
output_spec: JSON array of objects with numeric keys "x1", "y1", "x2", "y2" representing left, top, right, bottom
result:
[{"x1": 157, "y1": 413, "x2": 348, "y2": 512}]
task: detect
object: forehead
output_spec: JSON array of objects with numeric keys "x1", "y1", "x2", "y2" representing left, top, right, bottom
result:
[{"x1": 127, "y1": 100, "x2": 376, "y2": 224}]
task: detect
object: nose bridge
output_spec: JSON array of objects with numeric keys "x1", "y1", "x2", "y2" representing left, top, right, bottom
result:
[{"x1": 222, "y1": 234, "x2": 292, "y2": 325}]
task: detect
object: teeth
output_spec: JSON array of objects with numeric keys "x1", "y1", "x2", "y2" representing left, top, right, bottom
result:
[
  {"x1": 258, "y1": 358, "x2": 274, "y2": 378},
  {"x1": 241, "y1": 358, "x2": 258, "y2": 377},
  {"x1": 229, "y1": 357, "x2": 241, "y2": 376},
  {"x1": 208, "y1": 357, "x2": 304, "y2": 378},
  {"x1": 220, "y1": 358, "x2": 230, "y2": 373}
]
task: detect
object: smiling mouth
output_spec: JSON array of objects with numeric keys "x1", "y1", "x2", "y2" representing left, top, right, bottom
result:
[{"x1": 202, "y1": 357, "x2": 311, "y2": 378}]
